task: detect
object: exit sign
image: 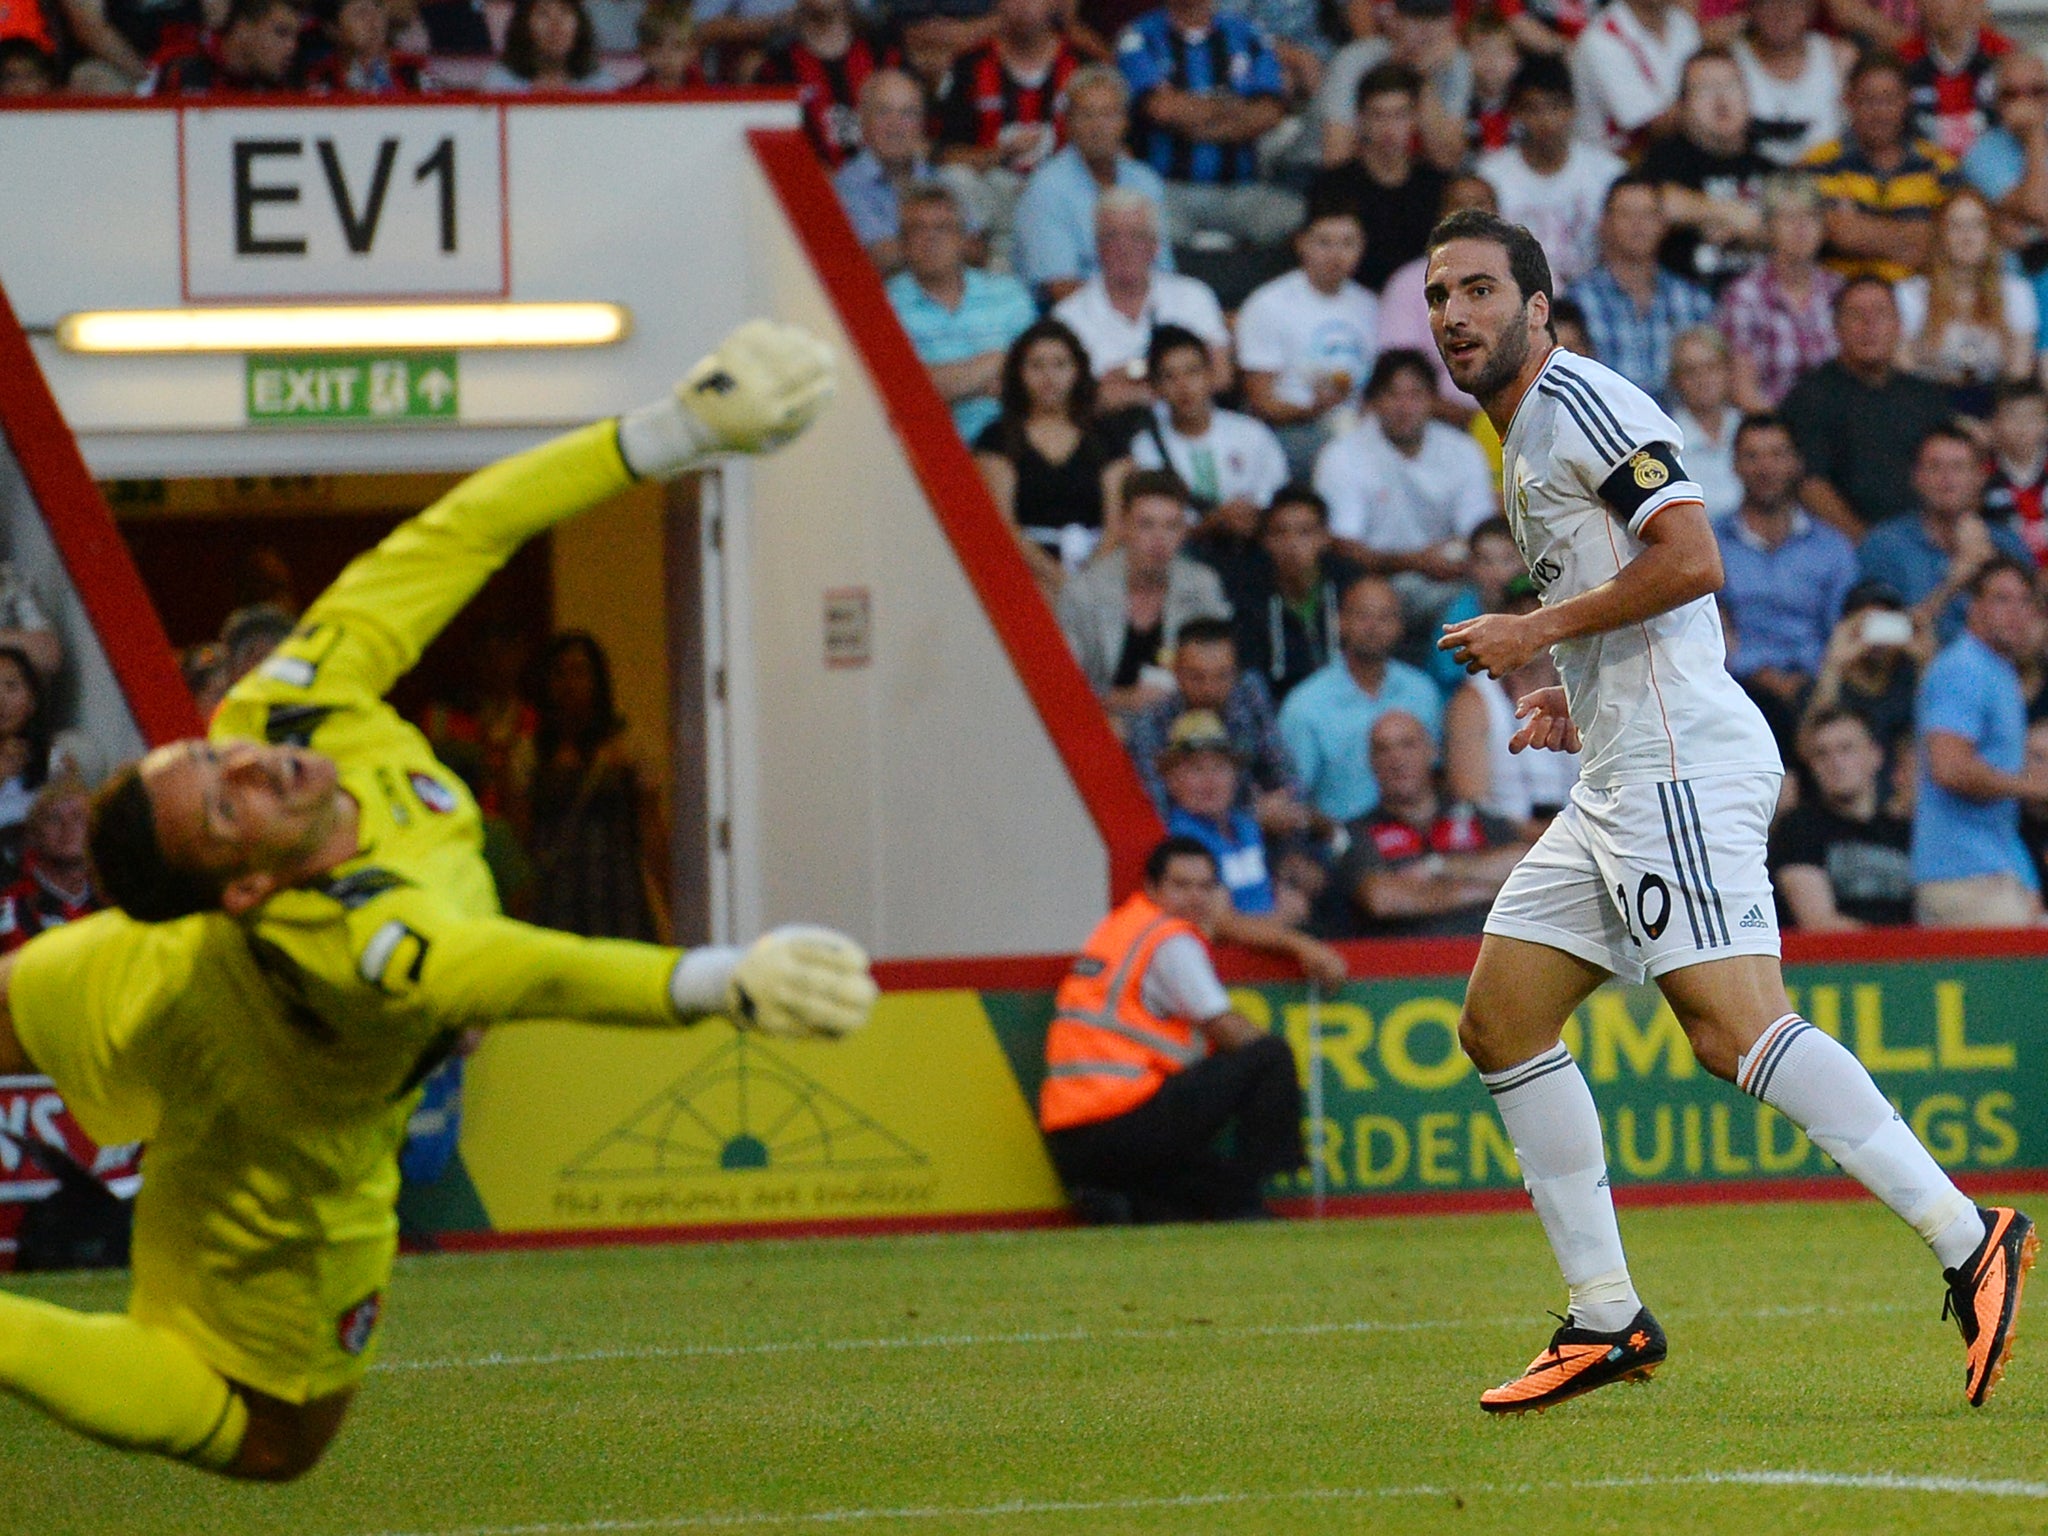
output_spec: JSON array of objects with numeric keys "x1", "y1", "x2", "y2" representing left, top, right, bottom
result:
[{"x1": 246, "y1": 352, "x2": 457, "y2": 425}]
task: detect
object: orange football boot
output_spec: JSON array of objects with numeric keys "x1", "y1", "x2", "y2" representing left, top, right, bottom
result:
[
  {"x1": 1480, "y1": 1307, "x2": 1667, "y2": 1415},
  {"x1": 1942, "y1": 1206, "x2": 2038, "y2": 1408}
]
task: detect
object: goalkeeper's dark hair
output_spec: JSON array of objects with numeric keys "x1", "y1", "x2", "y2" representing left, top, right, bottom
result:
[
  {"x1": 1145, "y1": 835, "x2": 1219, "y2": 886},
  {"x1": 1425, "y1": 208, "x2": 1555, "y2": 321},
  {"x1": 88, "y1": 763, "x2": 223, "y2": 922}
]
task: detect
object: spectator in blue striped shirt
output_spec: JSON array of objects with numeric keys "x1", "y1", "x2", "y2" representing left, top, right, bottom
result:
[
  {"x1": 1563, "y1": 174, "x2": 1715, "y2": 402},
  {"x1": 885, "y1": 185, "x2": 1038, "y2": 440},
  {"x1": 1115, "y1": 0, "x2": 1304, "y2": 248}
]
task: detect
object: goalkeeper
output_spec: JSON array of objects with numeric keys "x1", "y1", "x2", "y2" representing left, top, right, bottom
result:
[{"x1": 0, "y1": 322, "x2": 876, "y2": 1480}]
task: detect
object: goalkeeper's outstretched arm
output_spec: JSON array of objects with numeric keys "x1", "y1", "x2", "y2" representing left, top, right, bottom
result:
[
  {"x1": 387, "y1": 913, "x2": 879, "y2": 1042},
  {"x1": 250, "y1": 322, "x2": 838, "y2": 708}
]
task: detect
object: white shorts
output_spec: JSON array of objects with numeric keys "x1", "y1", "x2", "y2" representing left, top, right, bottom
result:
[{"x1": 1485, "y1": 771, "x2": 1783, "y2": 986}]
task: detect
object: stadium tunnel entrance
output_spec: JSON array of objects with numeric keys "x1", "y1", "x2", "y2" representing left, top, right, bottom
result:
[{"x1": 0, "y1": 98, "x2": 1159, "y2": 962}]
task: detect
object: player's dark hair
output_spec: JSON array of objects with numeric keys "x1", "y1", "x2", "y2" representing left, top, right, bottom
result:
[
  {"x1": 996, "y1": 318, "x2": 1095, "y2": 443},
  {"x1": 1122, "y1": 467, "x2": 1190, "y2": 512},
  {"x1": 1145, "y1": 323, "x2": 1210, "y2": 382},
  {"x1": 87, "y1": 765, "x2": 224, "y2": 923},
  {"x1": 1469, "y1": 514, "x2": 1513, "y2": 547},
  {"x1": 1354, "y1": 59, "x2": 1422, "y2": 112},
  {"x1": 1425, "y1": 209, "x2": 1555, "y2": 319},
  {"x1": 1144, "y1": 834, "x2": 1219, "y2": 885},
  {"x1": 1365, "y1": 348, "x2": 1436, "y2": 399},
  {"x1": 501, "y1": 0, "x2": 596, "y2": 82},
  {"x1": 1175, "y1": 616, "x2": 1237, "y2": 651},
  {"x1": 1262, "y1": 483, "x2": 1329, "y2": 530},
  {"x1": 1969, "y1": 553, "x2": 2037, "y2": 598},
  {"x1": 1506, "y1": 54, "x2": 1573, "y2": 107}
]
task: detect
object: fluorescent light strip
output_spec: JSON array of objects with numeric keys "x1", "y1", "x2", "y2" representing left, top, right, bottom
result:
[{"x1": 56, "y1": 302, "x2": 630, "y2": 354}]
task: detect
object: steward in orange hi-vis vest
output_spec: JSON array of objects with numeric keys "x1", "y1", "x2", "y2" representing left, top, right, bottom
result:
[
  {"x1": 1037, "y1": 836, "x2": 1305, "y2": 1226},
  {"x1": 1039, "y1": 893, "x2": 1208, "y2": 1133}
]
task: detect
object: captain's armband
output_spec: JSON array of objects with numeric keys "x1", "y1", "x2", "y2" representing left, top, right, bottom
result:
[{"x1": 1597, "y1": 442, "x2": 1696, "y2": 533}]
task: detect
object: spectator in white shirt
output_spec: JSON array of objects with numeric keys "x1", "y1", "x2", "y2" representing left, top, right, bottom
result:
[
  {"x1": 1477, "y1": 56, "x2": 1626, "y2": 286},
  {"x1": 1237, "y1": 207, "x2": 1384, "y2": 478},
  {"x1": 1735, "y1": 0, "x2": 1852, "y2": 167},
  {"x1": 1571, "y1": 0, "x2": 1700, "y2": 153},
  {"x1": 1312, "y1": 348, "x2": 1498, "y2": 632},
  {"x1": 1052, "y1": 187, "x2": 1233, "y2": 411},
  {"x1": 1131, "y1": 324, "x2": 1291, "y2": 551}
]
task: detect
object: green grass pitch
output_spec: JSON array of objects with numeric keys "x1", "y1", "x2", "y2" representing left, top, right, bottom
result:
[{"x1": 8, "y1": 1195, "x2": 2048, "y2": 1536}]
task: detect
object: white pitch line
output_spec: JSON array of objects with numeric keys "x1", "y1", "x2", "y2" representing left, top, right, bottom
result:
[
  {"x1": 370, "y1": 1299, "x2": 1917, "y2": 1375},
  {"x1": 355, "y1": 1469, "x2": 2048, "y2": 1536}
]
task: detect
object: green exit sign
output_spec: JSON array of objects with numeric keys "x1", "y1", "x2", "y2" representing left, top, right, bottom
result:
[{"x1": 246, "y1": 353, "x2": 458, "y2": 425}]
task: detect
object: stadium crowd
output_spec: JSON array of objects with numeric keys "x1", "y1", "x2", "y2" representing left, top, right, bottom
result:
[{"x1": 10, "y1": 0, "x2": 2048, "y2": 943}]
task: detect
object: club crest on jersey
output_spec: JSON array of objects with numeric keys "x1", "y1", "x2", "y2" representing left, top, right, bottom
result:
[
  {"x1": 1630, "y1": 450, "x2": 1669, "y2": 490},
  {"x1": 337, "y1": 1292, "x2": 382, "y2": 1355},
  {"x1": 409, "y1": 772, "x2": 458, "y2": 814}
]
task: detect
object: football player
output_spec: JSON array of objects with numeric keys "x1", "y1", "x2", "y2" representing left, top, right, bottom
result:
[{"x1": 0, "y1": 321, "x2": 876, "y2": 1479}]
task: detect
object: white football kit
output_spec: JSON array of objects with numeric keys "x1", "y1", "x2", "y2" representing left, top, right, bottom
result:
[{"x1": 1482, "y1": 349, "x2": 1784, "y2": 983}]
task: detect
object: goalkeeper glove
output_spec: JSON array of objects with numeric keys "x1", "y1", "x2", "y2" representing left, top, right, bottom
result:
[
  {"x1": 670, "y1": 926, "x2": 877, "y2": 1040},
  {"x1": 618, "y1": 320, "x2": 838, "y2": 479}
]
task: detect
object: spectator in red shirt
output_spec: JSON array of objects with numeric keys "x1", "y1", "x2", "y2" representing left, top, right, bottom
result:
[
  {"x1": 1465, "y1": 16, "x2": 1519, "y2": 155},
  {"x1": 754, "y1": 0, "x2": 901, "y2": 168},
  {"x1": 148, "y1": 0, "x2": 309, "y2": 94},
  {"x1": 1899, "y1": 0, "x2": 2012, "y2": 160},
  {"x1": 934, "y1": 0, "x2": 1079, "y2": 260},
  {"x1": 307, "y1": 0, "x2": 431, "y2": 91},
  {"x1": 1312, "y1": 709, "x2": 1530, "y2": 939},
  {"x1": 0, "y1": 777, "x2": 96, "y2": 955}
]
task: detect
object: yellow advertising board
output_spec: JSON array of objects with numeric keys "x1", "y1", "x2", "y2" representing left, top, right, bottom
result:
[{"x1": 456, "y1": 990, "x2": 1064, "y2": 1234}]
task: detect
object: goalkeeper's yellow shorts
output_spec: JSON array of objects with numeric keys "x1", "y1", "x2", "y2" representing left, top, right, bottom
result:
[
  {"x1": 125, "y1": 1167, "x2": 399, "y2": 1405},
  {"x1": 25, "y1": 994, "x2": 397, "y2": 1403}
]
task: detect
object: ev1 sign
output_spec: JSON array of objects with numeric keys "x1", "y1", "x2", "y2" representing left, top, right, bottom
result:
[{"x1": 179, "y1": 105, "x2": 507, "y2": 301}]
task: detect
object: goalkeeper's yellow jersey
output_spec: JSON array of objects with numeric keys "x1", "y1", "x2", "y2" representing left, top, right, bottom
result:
[
  {"x1": 218, "y1": 419, "x2": 681, "y2": 1113},
  {"x1": 11, "y1": 422, "x2": 686, "y2": 1283}
]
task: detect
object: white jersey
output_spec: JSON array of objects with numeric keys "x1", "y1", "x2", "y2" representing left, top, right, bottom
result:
[{"x1": 1500, "y1": 349, "x2": 1781, "y2": 788}]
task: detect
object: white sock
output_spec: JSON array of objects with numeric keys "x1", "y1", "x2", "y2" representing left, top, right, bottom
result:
[
  {"x1": 1737, "y1": 1015, "x2": 1986, "y2": 1270},
  {"x1": 1481, "y1": 1044, "x2": 1642, "y2": 1331},
  {"x1": 616, "y1": 394, "x2": 715, "y2": 481}
]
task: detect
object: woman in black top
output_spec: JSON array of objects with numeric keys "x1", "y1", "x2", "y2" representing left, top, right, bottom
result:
[{"x1": 974, "y1": 319, "x2": 1131, "y2": 596}]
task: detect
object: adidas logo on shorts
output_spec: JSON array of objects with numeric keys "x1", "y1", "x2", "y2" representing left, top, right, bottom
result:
[{"x1": 1739, "y1": 904, "x2": 1768, "y2": 931}]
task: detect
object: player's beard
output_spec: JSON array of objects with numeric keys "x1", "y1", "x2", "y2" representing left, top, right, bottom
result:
[{"x1": 1463, "y1": 308, "x2": 1535, "y2": 402}]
